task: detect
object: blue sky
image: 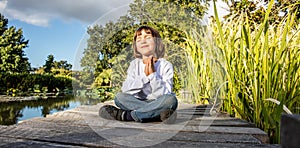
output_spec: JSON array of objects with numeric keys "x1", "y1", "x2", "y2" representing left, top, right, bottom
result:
[
  {"x1": 8, "y1": 19, "x2": 87, "y2": 68},
  {"x1": 0, "y1": 0, "x2": 133, "y2": 70},
  {"x1": 0, "y1": 0, "x2": 228, "y2": 70}
]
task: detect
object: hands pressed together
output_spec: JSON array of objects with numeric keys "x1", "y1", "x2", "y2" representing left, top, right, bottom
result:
[{"x1": 143, "y1": 56, "x2": 158, "y2": 76}]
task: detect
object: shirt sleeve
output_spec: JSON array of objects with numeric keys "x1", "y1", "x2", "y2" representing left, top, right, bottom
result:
[
  {"x1": 147, "y1": 61, "x2": 174, "y2": 100},
  {"x1": 121, "y1": 60, "x2": 149, "y2": 95}
]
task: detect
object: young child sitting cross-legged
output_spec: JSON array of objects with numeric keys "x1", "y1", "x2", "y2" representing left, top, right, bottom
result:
[{"x1": 99, "y1": 25, "x2": 178, "y2": 123}]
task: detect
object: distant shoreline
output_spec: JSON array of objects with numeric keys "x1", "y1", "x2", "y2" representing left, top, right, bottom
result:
[{"x1": 0, "y1": 95, "x2": 68, "y2": 103}]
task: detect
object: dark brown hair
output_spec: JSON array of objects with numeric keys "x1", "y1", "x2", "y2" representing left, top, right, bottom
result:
[{"x1": 133, "y1": 26, "x2": 165, "y2": 58}]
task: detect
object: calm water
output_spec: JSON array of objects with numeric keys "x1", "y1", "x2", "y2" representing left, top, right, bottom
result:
[{"x1": 0, "y1": 96, "x2": 104, "y2": 125}]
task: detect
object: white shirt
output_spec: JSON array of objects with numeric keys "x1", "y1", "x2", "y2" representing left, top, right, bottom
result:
[{"x1": 121, "y1": 58, "x2": 174, "y2": 100}]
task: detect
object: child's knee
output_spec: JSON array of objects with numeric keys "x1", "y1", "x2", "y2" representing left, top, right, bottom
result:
[
  {"x1": 114, "y1": 93, "x2": 124, "y2": 105},
  {"x1": 114, "y1": 92, "x2": 133, "y2": 104},
  {"x1": 164, "y1": 94, "x2": 178, "y2": 109},
  {"x1": 114, "y1": 92, "x2": 124, "y2": 102}
]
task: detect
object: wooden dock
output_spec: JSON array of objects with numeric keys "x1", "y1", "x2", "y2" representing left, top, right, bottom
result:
[{"x1": 0, "y1": 101, "x2": 279, "y2": 147}]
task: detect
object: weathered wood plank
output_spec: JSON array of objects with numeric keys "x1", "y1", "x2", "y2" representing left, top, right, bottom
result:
[
  {"x1": 154, "y1": 141, "x2": 279, "y2": 148},
  {"x1": 186, "y1": 119, "x2": 255, "y2": 127},
  {"x1": 0, "y1": 102, "x2": 276, "y2": 147}
]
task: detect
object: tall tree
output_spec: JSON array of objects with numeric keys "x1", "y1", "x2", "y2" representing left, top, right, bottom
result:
[
  {"x1": 80, "y1": 16, "x2": 136, "y2": 86},
  {"x1": 38, "y1": 55, "x2": 72, "y2": 76},
  {"x1": 53, "y1": 60, "x2": 72, "y2": 70},
  {"x1": 51, "y1": 60, "x2": 73, "y2": 76},
  {"x1": 222, "y1": 0, "x2": 300, "y2": 25},
  {"x1": 0, "y1": 13, "x2": 30, "y2": 73},
  {"x1": 81, "y1": 16, "x2": 135, "y2": 73},
  {"x1": 43, "y1": 54, "x2": 54, "y2": 73},
  {"x1": 81, "y1": 0, "x2": 211, "y2": 87}
]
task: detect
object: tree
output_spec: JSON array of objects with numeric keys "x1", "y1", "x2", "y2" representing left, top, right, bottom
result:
[
  {"x1": 222, "y1": 0, "x2": 300, "y2": 25},
  {"x1": 41, "y1": 54, "x2": 72, "y2": 76},
  {"x1": 53, "y1": 60, "x2": 72, "y2": 70},
  {"x1": 51, "y1": 60, "x2": 73, "y2": 76},
  {"x1": 81, "y1": 0, "x2": 210, "y2": 76},
  {"x1": 43, "y1": 54, "x2": 54, "y2": 73},
  {"x1": 80, "y1": 16, "x2": 136, "y2": 87},
  {"x1": 0, "y1": 13, "x2": 30, "y2": 73}
]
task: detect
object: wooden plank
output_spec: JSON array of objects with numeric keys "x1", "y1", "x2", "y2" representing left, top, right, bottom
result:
[
  {"x1": 186, "y1": 119, "x2": 255, "y2": 127},
  {"x1": 154, "y1": 140, "x2": 279, "y2": 148},
  {"x1": 0, "y1": 102, "x2": 273, "y2": 147},
  {"x1": 0, "y1": 125, "x2": 274, "y2": 148},
  {"x1": 171, "y1": 132, "x2": 262, "y2": 144}
]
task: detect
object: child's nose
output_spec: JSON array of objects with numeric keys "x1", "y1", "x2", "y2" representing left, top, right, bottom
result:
[{"x1": 140, "y1": 38, "x2": 147, "y2": 43}]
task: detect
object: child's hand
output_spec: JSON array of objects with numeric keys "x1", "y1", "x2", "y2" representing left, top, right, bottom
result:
[{"x1": 144, "y1": 56, "x2": 157, "y2": 76}]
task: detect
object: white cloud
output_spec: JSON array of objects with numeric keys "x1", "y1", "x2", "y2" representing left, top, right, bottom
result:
[
  {"x1": 0, "y1": 0, "x2": 8, "y2": 13},
  {"x1": 2, "y1": 0, "x2": 133, "y2": 27},
  {"x1": 207, "y1": 0, "x2": 230, "y2": 18},
  {"x1": 203, "y1": 0, "x2": 230, "y2": 24},
  {"x1": 4, "y1": 8, "x2": 52, "y2": 27}
]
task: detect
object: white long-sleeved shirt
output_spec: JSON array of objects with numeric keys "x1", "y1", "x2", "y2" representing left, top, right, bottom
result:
[{"x1": 121, "y1": 58, "x2": 174, "y2": 100}]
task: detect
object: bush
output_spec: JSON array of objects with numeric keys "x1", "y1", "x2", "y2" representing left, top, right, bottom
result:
[{"x1": 0, "y1": 73, "x2": 75, "y2": 95}]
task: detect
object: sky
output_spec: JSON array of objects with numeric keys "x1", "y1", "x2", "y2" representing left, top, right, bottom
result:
[{"x1": 0, "y1": 0, "x2": 228, "y2": 70}]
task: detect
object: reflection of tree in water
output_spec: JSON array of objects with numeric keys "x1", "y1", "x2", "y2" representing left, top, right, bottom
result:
[
  {"x1": 42, "y1": 106, "x2": 50, "y2": 117},
  {"x1": 0, "y1": 103, "x2": 23, "y2": 125},
  {"x1": 40, "y1": 99, "x2": 71, "y2": 117},
  {"x1": 0, "y1": 96, "x2": 75, "y2": 125},
  {"x1": 75, "y1": 96, "x2": 104, "y2": 105},
  {"x1": 42, "y1": 103, "x2": 71, "y2": 117}
]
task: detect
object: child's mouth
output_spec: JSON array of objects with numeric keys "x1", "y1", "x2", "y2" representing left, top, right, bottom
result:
[{"x1": 141, "y1": 45, "x2": 149, "y2": 48}]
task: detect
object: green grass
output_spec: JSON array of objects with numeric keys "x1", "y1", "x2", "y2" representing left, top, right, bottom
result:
[{"x1": 183, "y1": 0, "x2": 300, "y2": 143}]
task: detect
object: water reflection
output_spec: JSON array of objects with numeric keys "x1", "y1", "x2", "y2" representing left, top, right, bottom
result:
[{"x1": 0, "y1": 96, "x2": 104, "y2": 125}]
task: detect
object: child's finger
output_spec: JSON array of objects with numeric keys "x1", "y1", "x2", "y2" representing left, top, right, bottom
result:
[
  {"x1": 148, "y1": 57, "x2": 152, "y2": 64},
  {"x1": 144, "y1": 64, "x2": 148, "y2": 76},
  {"x1": 151, "y1": 56, "x2": 153, "y2": 63}
]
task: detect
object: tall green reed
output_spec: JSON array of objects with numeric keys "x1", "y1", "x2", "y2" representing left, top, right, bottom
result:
[
  {"x1": 183, "y1": 27, "x2": 227, "y2": 108},
  {"x1": 210, "y1": 0, "x2": 300, "y2": 143}
]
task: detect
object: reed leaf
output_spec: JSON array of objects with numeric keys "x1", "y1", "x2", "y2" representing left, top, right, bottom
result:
[{"x1": 208, "y1": 0, "x2": 300, "y2": 143}]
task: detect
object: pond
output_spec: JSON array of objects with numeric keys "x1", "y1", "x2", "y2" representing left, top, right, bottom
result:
[{"x1": 0, "y1": 96, "x2": 104, "y2": 125}]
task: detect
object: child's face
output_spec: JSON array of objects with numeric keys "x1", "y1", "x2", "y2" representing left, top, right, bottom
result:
[{"x1": 136, "y1": 29, "x2": 155, "y2": 59}]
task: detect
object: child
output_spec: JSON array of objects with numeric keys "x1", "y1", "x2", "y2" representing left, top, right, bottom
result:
[{"x1": 99, "y1": 26, "x2": 178, "y2": 123}]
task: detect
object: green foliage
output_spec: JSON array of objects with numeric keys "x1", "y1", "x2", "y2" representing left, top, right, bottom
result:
[
  {"x1": 0, "y1": 73, "x2": 77, "y2": 96},
  {"x1": 81, "y1": 19, "x2": 134, "y2": 73},
  {"x1": 154, "y1": 0, "x2": 210, "y2": 17},
  {"x1": 53, "y1": 60, "x2": 72, "y2": 70},
  {"x1": 80, "y1": 17, "x2": 136, "y2": 87},
  {"x1": 110, "y1": 46, "x2": 134, "y2": 90},
  {"x1": 38, "y1": 54, "x2": 73, "y2": 77},
  {"x1": 129, "y1": 0, "x2": 209, "y2": 29},
  {"x1": 51, "y1": 68, "x2": 72, "y2": 77},
  {"x1": 172, "y1": 71, "x2": 181, "y2": 95},
  {"x1": 0, "y1": 13, "x2": 30, "y2": 73},
  {"x1": 71, "y1": 70, "x2": 92, "y2": 88},
  {"x1": 224, "y1": 0, "x2": 300, "y2": 26},
  {"x1": 43, "y1": 54, "x2": 54, "y2": 73},
  {"x1": 6, "y1": 88, "x2": 18, "y2": 97},
  {"x1": 97, "y1": 86, "x2": 116, "y2": 102},
  {"x1": 80, "y1": 0, "x2": 209, "y2": 98},
  {"x1": 92, "y1": 69, "x2": 112, "y2": 88},
  {"x1": 183, "y1": 26, "x2": 226, "y2": 105},
  {"x1": 211, "y1": 0, "x2": 300, "y2": 143}
]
